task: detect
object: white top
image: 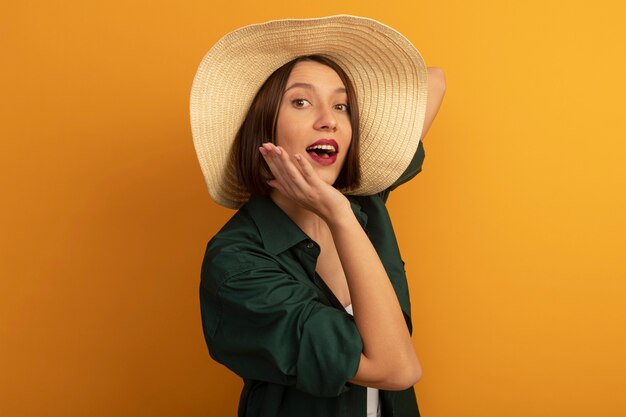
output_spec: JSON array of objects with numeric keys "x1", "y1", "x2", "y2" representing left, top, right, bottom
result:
[{"x1": 344, "y1": 304, "x2": 382, "y2": 417}]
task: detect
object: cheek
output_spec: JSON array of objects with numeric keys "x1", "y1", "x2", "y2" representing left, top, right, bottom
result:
[
  {"x1": 275, "y1": 122, "x2": 295, "y2": 148},
  {"x1": 274, "y1": 113, "x2": 289, "y2": 145},
  {"x1": 343, "y1": 123, "x2": 353, "y2": 152},
  {"x1": 275, "y1": 112, "x2": 304, "y2": 147}
]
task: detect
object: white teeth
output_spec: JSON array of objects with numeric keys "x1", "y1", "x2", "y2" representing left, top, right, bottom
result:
[{"x1": 306, "y1": 144, "x2": 337, "y2": 153}]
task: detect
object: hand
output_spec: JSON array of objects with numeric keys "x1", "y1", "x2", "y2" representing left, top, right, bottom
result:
[{"x1": 259, "y1": 142, "x2": 350, "y2": 221}]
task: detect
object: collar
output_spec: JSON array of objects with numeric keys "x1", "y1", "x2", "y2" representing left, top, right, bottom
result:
[{"x1": 244, "y1": 194, "x2": 368, "y2": 255}]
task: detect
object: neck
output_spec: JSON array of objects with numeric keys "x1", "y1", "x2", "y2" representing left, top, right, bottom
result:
[{"x1": 269, "y1": 190, "x2": 327, "y2": 240}]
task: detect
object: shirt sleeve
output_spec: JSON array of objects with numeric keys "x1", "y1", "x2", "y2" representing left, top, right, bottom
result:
[
  {"x1": 199, "y1": 251, "x2": 363, "y2": 398},
  {"x1": 377, "y1": 140, "x2": 426, "y2": 203}
]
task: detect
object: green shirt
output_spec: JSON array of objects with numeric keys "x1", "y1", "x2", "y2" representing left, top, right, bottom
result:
[{"x1": 200, "y1": 142, "x2": 425, "y2": 417}]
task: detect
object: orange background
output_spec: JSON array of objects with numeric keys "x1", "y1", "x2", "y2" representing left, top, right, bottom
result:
[{"x1": 2, "y1": 1, "x2": 625, "y2": 416}]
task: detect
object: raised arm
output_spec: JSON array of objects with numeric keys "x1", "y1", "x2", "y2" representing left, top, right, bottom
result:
[
  {"x1": 260, "y1": 144, "x2": 422, "y2": 391},
  {"x1": 421, "y1": 67, "x2": 447, "y2": 140},
  {"x1": 327, "y1": 204, "x2": 421, "y2": 390}
]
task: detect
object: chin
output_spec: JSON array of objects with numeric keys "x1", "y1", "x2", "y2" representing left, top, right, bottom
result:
[
  {"x1": 311, "y1": 168, "x2": 336, "y2": 185},
  {"x1": 321, "y1": 173, "x2": 340, "y2": 186}
]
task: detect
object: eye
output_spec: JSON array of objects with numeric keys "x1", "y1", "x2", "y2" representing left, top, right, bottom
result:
[
  {"x1": 292, "y1": 98, "x2": 311, "y2": 108},
  {"x1": 335, "y1": 103, "x2": 349, "y2": 112}
]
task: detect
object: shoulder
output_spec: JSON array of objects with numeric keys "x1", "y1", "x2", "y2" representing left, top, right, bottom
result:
[
  {"x1": 208, "y1": 205, "x2": 261, "y2": 250},
  {"x1": 201, "y1": 205, "x2": 271, "y2": 287}
]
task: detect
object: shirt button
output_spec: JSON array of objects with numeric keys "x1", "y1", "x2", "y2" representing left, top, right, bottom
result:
[{"x1": 305, "y1": 241, "x2": 315, "y2": 249}]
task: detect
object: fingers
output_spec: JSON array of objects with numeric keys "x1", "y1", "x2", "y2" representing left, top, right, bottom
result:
[
  {"x1": 293, "y1": 153, "x2": 316, "y2": 180},
  {"x1": 258, "y1": 142, "x2": 348, "y2": 218},
  {"x1": 263, "y1": 144, "x2": 300, "y2": 193},
  {"x1": 259, "y1": 143, "x2": 308, "y2": 196},
  {"x1": 259, "y1": 144, "x2": 288, "y2": 187}
]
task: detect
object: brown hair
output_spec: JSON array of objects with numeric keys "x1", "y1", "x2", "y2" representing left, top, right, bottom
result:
[{"x1": 231, "y1": 55, "x2": 361, "y2": 196}]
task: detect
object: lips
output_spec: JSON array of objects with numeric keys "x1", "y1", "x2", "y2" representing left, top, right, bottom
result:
[{"x1": 305, "y1": 139, "x2": 339, "y2": 166}]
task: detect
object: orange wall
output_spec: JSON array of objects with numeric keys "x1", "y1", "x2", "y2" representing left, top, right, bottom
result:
[{"x1": 2, "y1": 1, "x2": 625, "y2": 416}]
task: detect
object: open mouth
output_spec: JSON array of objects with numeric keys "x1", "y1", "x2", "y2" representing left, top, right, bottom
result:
[
  {"x1": 305, "y1": 144, "x2": 337, "y2": 159},
  {"x1": 304, "y1": 139, "x2": 339, "y2": 166}
]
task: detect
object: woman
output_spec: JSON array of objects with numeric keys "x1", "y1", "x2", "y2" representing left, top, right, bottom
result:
[{"x1": 191, "y1": 16, "x2": 446, "y2": 417}]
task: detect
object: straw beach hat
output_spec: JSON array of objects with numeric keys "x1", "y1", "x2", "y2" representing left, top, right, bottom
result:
[{"x1": 190, "y1": 15, "x2": 428, "y2": 209}]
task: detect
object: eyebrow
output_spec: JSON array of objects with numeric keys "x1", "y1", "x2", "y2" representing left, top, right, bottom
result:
[{"x1": 284, "y1": 82, "x2": 346, "y2": 94}]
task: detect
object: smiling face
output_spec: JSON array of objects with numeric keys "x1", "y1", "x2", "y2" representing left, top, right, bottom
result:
[{"x1": 275, "y1": 60, "x2": 353, "y2": 186}]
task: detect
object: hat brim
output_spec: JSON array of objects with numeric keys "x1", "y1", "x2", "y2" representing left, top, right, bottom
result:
[{"x1": 190, "y1": 15, "x2": 428, "y2": 209}]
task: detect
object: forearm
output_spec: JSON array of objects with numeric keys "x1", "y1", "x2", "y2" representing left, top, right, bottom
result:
[
  {"x1": 421, "y1": 66, "x2": 447, "y2": 140},
  {"x1": 327, "y1": 208, "x2": 421, "y2": 389},
  {"x1": 258, "y1": 142, "x2": 421, "y2": 388}
]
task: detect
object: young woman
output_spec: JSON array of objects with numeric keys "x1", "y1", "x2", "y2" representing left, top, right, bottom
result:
[{"x1": 190, "y1": 16, "x2": 446, "y2": 417}]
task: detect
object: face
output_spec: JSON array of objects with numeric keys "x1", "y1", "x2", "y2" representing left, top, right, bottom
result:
[{"x1": 275, "y1": 61, "x2": 352, "y2": 186}]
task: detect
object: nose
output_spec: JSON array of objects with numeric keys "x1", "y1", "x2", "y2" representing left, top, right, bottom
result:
[{"x1": 313, "y1": 107, "x2": 337, "y2": 131}]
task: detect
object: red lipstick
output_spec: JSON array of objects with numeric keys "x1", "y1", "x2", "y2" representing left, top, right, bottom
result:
[{"x1": 305, "y1": 139, "x2": 339, "y2": 166}]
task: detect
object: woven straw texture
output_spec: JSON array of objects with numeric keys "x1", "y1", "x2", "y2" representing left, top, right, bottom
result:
[{"x1": 190, "y1": 15, "x2": 428, "y2": 209}]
